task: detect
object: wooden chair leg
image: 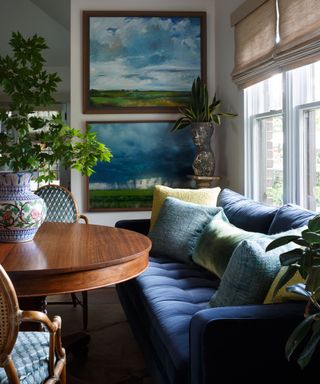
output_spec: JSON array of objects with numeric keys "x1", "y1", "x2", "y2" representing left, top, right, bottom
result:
[
  {"x1": 71, "y1": 293, "x2": 78, "y2": 307},
  {"x1": 5, "y1": 358, "x2": 19, "y2": 384},
  {"x1": 60, "y1": 361, "x2": 67, "y2": 384},
  {"x1": 82, "y1": 291, "x2": 88, "y2": 330}
]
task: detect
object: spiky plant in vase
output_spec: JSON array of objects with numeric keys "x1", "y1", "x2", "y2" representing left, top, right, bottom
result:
[
  {"x1": 0, "y1": 32, "x2": 112, "y2": 242},
  {"x1": 172, "y1": 76, "x2": 237, "y2": 178}
]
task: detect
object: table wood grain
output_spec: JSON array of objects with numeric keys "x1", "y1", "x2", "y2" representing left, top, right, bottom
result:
[{"x1": 1, "y1": 222, "x2": 151, "y2": 297}]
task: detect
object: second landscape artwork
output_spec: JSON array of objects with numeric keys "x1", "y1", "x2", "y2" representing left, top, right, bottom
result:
[{"x1": 87, "y1": 121, "x2": 194, "y2": 211}]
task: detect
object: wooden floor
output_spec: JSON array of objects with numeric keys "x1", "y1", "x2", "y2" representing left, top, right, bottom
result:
[{"x1": 47, "y1": 287, "x2": 153, "y2": 384}]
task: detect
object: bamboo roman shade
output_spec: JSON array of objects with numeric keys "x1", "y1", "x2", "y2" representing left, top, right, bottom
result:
[
  {"x1": 232, "y1": 0, "x2": 277, "y2": 88},
  {"x1": 277, "y1": 0, "x2": 320, "y2": 71},
  {"x1": 231, "y1": 0, "x2": 320, "y2": 88}
]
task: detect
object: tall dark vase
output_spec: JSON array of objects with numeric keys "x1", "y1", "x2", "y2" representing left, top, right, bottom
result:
[{"x1": 191, "y1": 122, "x2": 215, "y2": 177}]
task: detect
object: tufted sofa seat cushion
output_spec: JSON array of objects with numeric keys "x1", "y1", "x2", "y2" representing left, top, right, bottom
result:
[{"x1": 116, "y1": 256, "x2": 219, "y2": 384}]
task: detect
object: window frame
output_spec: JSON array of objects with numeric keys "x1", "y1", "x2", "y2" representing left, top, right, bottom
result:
[
  {"x1": 245, "y1": 68, "x2": 320, "y2": 210},
  {"x1": 245, "y1": 108, "x2": 283, "y2": 202}
]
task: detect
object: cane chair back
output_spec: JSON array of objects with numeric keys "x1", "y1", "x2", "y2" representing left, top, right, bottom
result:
[
  {"x1": 0, "y1": 265, "x2": 66, "y2": 383},
  {"x1": 35, "y1": 184, "x2": 89, "y2": 330},
  {"x1": 35, "y1": 184, "x2": 87, "y2": 224}
]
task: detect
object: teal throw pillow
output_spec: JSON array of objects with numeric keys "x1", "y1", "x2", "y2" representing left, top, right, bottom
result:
[
  {"x1": 209, "y1": 227, "x2": 306, "y2": 307},
  {"x1": 209, "y1": 239, "x2": 279, "y2": 307},
  {"x1": 192, "y1": 220, "x2": 262, "y2": 278},
  {"x1": 148, "y1": 197, "x2": 227, "y2": 263}
]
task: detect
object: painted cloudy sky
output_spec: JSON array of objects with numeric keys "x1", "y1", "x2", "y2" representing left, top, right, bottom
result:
[
  {"x1": 88, "y1": 122, "x2": 194, "y2": 186},
  {"x1": 89, "y1": 16, "x2": 202, "y2": 91}
]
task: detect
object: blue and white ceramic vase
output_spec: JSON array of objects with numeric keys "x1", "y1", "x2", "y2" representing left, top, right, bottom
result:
[{"x1": 0, "y1": 172, "x2": 47, "y2": 242}]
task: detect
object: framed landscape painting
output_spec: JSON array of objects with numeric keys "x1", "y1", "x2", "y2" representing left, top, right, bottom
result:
[
  {"x1": 87, "y1": 121, "x2": 194, "y2": 211},
  {"x1": 83, "y1": 11, "x2": 207, "y2": 113}
]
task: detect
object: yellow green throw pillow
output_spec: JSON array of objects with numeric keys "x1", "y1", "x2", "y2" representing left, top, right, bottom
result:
[
  {"x1": 264, "y1": 267, "x2": 306, "y2": 304},
  {"x1": 149, "y1": 185, "x2": 221, "y2": 230}
]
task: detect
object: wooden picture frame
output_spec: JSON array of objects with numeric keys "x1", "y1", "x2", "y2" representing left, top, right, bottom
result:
[
  {"x1": 83, "y1": 11, "x2": 207, "y2": 114},
  {"x1": 86, "y1": 121, "x2": 194, "y2": 211}
]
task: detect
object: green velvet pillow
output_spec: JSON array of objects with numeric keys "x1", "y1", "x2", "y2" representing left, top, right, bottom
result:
[
  {"x1": 148, "y1": 197, "x2": 227, "y2": 263},
  {"x1": 192, "y1": 220, "x2": 263, "y2": 278}
]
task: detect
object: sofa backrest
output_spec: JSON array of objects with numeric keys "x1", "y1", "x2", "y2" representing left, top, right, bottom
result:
[{"x1": 217, "y1": 188, "x2": 316, "y2": 234}]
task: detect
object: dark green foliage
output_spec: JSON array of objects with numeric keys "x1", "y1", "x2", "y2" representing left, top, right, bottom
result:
[
  {"x1": 171, "y1": 76, "x2": 237, "y2": 131},
  {"x1": 267, "y1": 214, "x2": 320, "y2": 368},
  {"x1": 0, "y1": 32, "x2": 112, "y2": 182}
]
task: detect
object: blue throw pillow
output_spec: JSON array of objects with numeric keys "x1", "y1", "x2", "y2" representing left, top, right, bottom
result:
[
  {"x1": 148, "y1": 197, "x2": 226, "y2": 263},
  {"x1": 217, "y1": 188, "x2": 278, "y2": 234},
  {"x1": 209, "y1": 228, "x2": 305, "y2": 307},
  {"x1": 268, "y1": 204, "x2": 315, "y2": 234}
]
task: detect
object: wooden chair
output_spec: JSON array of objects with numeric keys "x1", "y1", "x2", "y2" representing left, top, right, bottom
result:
[
  {"x1": 35, "y1": 184, "x2": 89, "y2": 330},
  {"x1": 0, "y1": 265, "x2": 66, "y2": 383}
]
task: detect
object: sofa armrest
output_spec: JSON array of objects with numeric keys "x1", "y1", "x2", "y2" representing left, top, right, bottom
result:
[
  {"x1": 190, "y1": 302, "x2": 312, "y2": 383},
  {"x1": 115, "y1": 219, "x2": 150, "y2": 235}
]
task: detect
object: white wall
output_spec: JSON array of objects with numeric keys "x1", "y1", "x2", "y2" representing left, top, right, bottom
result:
[
  {"x1": 70, "y1": 0, "x2": 216, "y2": 226},
  {"x1": 214, "y1": 0, "x2": 244, "y2": 193}
]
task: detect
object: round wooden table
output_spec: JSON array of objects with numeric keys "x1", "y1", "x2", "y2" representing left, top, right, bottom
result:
[{"x1": 0, "y1": 222, "x2": 151, "y2": 298}]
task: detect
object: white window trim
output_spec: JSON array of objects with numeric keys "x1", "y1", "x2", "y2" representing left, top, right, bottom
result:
[
  {"x1": 296, "y1": 101, "x2": 320, "y2": 208},
  {"x1": 245, "y1": 70, "x2": 320, "y2": 208},
  {"x1": 245, "y1": 106, "x2": 283, "y2": 202}
]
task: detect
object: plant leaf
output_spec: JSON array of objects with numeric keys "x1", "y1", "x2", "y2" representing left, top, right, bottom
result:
[
  {"x1": 272, "y1": 265, "x2": 299, "y2": 300},
  {"x1": 308, "y1": 215, "x2": 320, "y2": 233},
  {"x1": 285, "y1": 314, "x2": 315, "y2": 361},
  {"x1": 302, "y1": 230, "x2": 320, "y2": 245},
  {"x1": 297, "y1": 316, "x2": 320, "y2": 369},
  {"x1": 306, "y1": 266, "x2": 320, "y2": 292},
  {"x1": 279, "y1": 249, "x2": 303, "y2": 266},
  {"x1": 286, "y1": 283, "x2": 309, "y2": 298},
  {"x1": 266, "y1": 236, "x2": 301, "y2": 252},
  {"x1": 293, "y1": 238, "x2": 309, "y2": 247}
]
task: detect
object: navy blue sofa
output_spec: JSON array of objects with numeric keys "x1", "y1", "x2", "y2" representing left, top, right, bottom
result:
[{"x1": 115, "y1": 189, "x2": 318, "y2": 383}]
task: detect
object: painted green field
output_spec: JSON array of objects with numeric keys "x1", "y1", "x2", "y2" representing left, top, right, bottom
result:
[
  {"x1": 89, "y1": 189, "x2": 153, "y2": 210},
  {"x1": 89, "y1": 89, "x2": 190, "y2": 108}
]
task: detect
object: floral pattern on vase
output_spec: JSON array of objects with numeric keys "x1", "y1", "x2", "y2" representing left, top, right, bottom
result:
[{"x1": 0, "y1": 172, "x2": 46, "y2": 242}]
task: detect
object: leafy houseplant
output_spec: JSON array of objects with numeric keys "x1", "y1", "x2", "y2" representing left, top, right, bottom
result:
[
  {"x1": 0, "y1": 32, "x2": 112, "y2": 242},
  {"x1": 0, "y1": 32, "x2": 112, "y2": 182},
  {"x1": 171, "y1": 77, "x2": 237, "y2": 178},
  {"x1": 266, "y1": 215, "x2": 320, "y2": 368}
]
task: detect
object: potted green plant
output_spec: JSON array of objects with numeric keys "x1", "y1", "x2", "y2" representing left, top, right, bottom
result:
[
  {"x1": 0, "y1": 32, "x2": 112, "y2": 242},
  {"x1": 266, "y1": 215, "x2": 320, "y2": 368},
  {"x1": 171, "y1": 76, "x2": 237, "y2": 178}
]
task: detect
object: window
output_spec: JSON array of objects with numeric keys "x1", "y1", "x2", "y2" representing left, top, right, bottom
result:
[
  {"x1": 0, "y1": 104, "x2": 70, "y2": 191},
  {"x1": 245, "y1": 61, "x2": 320, "y2": 210},
  {"x1": 28, "y1": 109, "x2": 60, "y2": 191}
]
